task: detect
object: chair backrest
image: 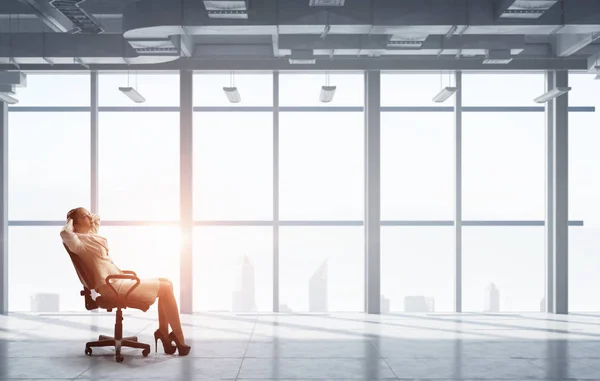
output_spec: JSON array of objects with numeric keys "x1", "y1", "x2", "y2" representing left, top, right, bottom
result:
[
  {"x1": 62, "y1": 243, "x2": 95, "y2": 290},
  {"x1": 62, "y1": 243, "x2": 101, "y2": 311}
]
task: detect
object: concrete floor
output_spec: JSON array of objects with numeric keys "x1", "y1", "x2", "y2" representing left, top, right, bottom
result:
[{"x1": 1, "y1": 311, "x2": 599, "y2": 380}]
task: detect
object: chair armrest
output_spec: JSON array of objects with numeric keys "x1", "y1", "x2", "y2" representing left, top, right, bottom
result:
[
  {"x1": 80, "y1": 288, "x2": 99, "y2": 311},
  {"x1": 122, "y1": 270, "x2": 137, "y2": 276},
  {"x1": 104, "y1": 274, "x2": 140, "y2": 306}
]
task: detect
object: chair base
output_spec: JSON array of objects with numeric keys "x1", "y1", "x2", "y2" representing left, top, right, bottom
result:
[{"x1": 85, "y1": 335, "x2": 150, "y2": 362}]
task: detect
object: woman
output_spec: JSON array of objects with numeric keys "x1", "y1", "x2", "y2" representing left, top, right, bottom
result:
[{"x1": 60, "y1": 207, "x2": 191, "y2": 356}]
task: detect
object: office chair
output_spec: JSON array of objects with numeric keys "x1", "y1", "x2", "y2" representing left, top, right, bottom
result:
[{"x1": 63, "y1": 243, "x2": 151, "y2": 363}]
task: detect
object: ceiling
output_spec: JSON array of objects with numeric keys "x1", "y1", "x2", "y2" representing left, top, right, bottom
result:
[{"x1": 0, "y1": 0, "x2": 600, "y2": 71}]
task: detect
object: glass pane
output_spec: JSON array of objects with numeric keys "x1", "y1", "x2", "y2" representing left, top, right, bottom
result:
[
  {"x1": 568, "y1": 72, "x2": 600, "y2": 311},
  {"x1": 194, "y1": 112, "x2": 272, "y2": 220},
  {"x1": 570, "y1": 226, "x2": 600, "y2": 311},
  {"x1": 381, "y1": 72, "x2": 456, "y2": 107},
  {"x1": 9, "y1": 227, "x2": 87, "y2": 312},
  {"x1": 280, "y1": 112, "x2": 363, "y2": 220},
  {"x1": 381, "y1": 227, "x2": 454, "y2": 312},
  {"x1": 193, "y1": 227, "x2": 272, "y2": 311},
  {"x1": 13, "y1": 73, "x2": 90, "y2": 107},
  {"x1": 462, "y1": 73, "x2": 544, "y2": 107},
  {"x1": 99, "y1": 112, "x2": 179, "y2": 221},
  {"x1": 569, "y1": 72, "x2": 599, "y2": 107},
  {"x1": 99, "y1": 226, "x2": 181, "y2": 307},
  {"x1": 279, "y1": 227, "x2": 363, "y2": 312},
  {"x1": 9, "y1": 112, "x2": 90, "y2": 220},
  {"x1": 279, "y1": 72, "x2": 363, "y2": 107},
  {"x1": 463, "y1": 227, "x2": 544, "y2": 312},
  {"x1": 463, "y1": 112, "x2": 544, "y2": 220},
  {"x1": 381, "y1": 112, "x2": 454, "y2": 220},
  {"x1": 194, "y1": 73, "x2": 272, "y2": 107},
  {"x1": 99, "y1": 73, "x2": 179, "y2": 107}
]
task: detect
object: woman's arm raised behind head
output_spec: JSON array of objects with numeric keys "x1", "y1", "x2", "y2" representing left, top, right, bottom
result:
[{"x1": 60, "y1": 218, "x2": 85, "y2": 254}]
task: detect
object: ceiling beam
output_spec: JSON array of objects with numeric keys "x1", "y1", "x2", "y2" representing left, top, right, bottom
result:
[
  {"x1": 0, "y1": 56, "x2": 587, "y2": 71},
  {"x1": 554, "y1": 32, "x2": 600, "y2": 57}
]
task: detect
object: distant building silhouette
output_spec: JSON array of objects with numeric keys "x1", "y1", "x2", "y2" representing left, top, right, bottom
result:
[
  {"x1": 404, "y1": 296, "x2": 434, "y2": 312},
  {"x1": 309, "y1": 260, "x2": 328, "y2": 312},
  {"x1": 484, "y1": 283, "x2": 500, "y2": 312},
  {"x1": 380, "y1": 295, "x2": 390, "y2": 313},
  {"x1": 30, "y1": 293, "x2": 59, "y2": 312},
  {"x1": 232, "y1": 256, "x2": 256, "y2": 312},
  {"x1": 279, "y1": 303, "x2": 293, "y2": 313}
]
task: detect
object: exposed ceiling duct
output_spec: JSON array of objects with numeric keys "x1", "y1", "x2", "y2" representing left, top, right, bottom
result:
[
  {"x1": 4, "y1": 0, "x2": 600, "y2": 69},
  {"x1": 309, "y1": 0, "x2": 345, "y2": 6},
  {"x1": 203, "y1": 0, "x2": 249, "y2": 19},
  {"x1": 49, "y1": 0, "x2": 104, "y2": 33},
  {"x1": 497, "y1": 0, "x2": 558, "y2": 20},
  {"x1": 0, "y1": 33, "x2": 177, "y2": 65}
]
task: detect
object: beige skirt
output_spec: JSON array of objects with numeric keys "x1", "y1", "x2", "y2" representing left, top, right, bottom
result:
[{"x1": 97, "y1": 277, "x2": 160, "y2": 307}]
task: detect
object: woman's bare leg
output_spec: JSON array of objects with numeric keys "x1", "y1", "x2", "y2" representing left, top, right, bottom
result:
[
  {"x1": 157, "y1": 281, "x2": 169, "y2": 337},
  {"x1": 158, "y1": 278, "x2": 186, "y2": 345}
]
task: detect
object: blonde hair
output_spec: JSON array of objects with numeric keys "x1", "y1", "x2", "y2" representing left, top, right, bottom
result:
[{"x1": 67, "y1": 207, "x2": 100, "y2": 234}]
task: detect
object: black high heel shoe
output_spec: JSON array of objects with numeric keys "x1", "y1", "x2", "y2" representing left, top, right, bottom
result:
[
  {"x1": 168, "y1": 331, "x2": 191, "y2": 356},
  {"x1": 154, "y1": 329, "x2": 176, "y2": 355}
]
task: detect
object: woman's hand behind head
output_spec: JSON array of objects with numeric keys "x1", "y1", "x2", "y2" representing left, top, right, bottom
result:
[{"x1": 90, "y1": 213, "x2": 100, "y2": 233}]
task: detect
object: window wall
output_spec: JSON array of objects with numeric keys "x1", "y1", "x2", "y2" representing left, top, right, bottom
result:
[
  {"x1": 98, "y1": 72, "x2": 181, "y2": 307},
  {"x1": 8, "y1": 73, "x2": 90, "y2": 312},
  {"x1": 6, "y1": 70, "x2": 592, "y2": 313},
  {"x1": 462, "y1": 73, "x2": 545, "y2": 312},
  {"x1": 569, "y1": 72, "x2": 600, "y2": 311},
  {"x1": 380, "y1": 73, "x2": 455, "y2": 312},
  {"x1": 279, "y1": 72, "x2": 364, "y2": 312},
  {"x1": 192, "y1": 72, "x2": 273, "y2": 311},
  {"x1": 7, "y1": 72, "x2": 181, "y2": 312}
]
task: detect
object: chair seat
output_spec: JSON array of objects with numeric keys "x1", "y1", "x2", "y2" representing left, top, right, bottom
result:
[{"x1": 96, "y1": 296, "x2": 150, "y2": 312}]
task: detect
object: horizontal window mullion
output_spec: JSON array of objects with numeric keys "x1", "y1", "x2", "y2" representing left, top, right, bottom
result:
[{"x1": 8, "y1": 220, "x2": 584, "y2": 227}]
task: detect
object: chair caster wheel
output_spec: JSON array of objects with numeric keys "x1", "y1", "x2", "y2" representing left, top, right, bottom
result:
[
  {"x1": 116, "y1": 354, "x2": 124, "y2": 363},
  {"x1": 85, "y1": 347, "x2": 92, "y2": 356},
  {"x1": 142, "y1": 348, "x2": 150, "y2": 357}
]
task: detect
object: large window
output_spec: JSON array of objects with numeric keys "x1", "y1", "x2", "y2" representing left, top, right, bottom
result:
[
  {"x1": 381, "y1": 112, "x2": 454, "y2": 220},
  {"x1": 569, "y1": 72, "x2": 600, "y2": 311},
  {"x1": 15, "y1": 73, "x2": 90, "y2": 107},
  {"x1": 9, "y1": 113, "x2": 90, "y2": 221},
  {"x1": 463, "y1": 227, "x2": 544, "y2": 312},
  {"x1": 9, "y1": 227, "x2": 86, "y2": 312},
  {"x1": 460, "y1": 73, "x2": 545, "y2": 312},
  {"x1": 8, "y1": 74, "x2": 91, "y2": 311},
  {"x1": 194, "y1": 112, "x2": 272, "y2": 221},
  {"x1": 381, "y1": 227, "x2": 454, "y2": 312},
  {"x1": 193, "y1": 227, "x2": 272, "y2": 311},
  {"x1": 279, "y1": 227, "x2": 363, "y2": 312},
  {"x1": 10, "y1": 70, "x2": 588, "y2": 314},
  {"x1": 462, "y1": 112, "x2": 545, "y2": 220},
  {"x1": 278, "y1": 72, "x2": 364, "y2": 312},
  {"x1": 192, "y1": 73, "x2": 274, "y2": 312},
  {"x1": 380, "y1": 73, "x2": 454, "y2": 311},
  {"x1": 98, "y1": 112, "x2": 179, "y2": 221},
  {"x1": 279, "y1": 112, "x2": 363, "y2": 220}
]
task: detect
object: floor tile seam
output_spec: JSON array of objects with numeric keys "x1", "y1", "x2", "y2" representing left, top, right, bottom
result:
[
  {"x1": 364, "y1": 334, "x2": 399, "y2": 380},
  {"x1": 235, "y1": 314, "x2": 259, "y2": 380}
]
